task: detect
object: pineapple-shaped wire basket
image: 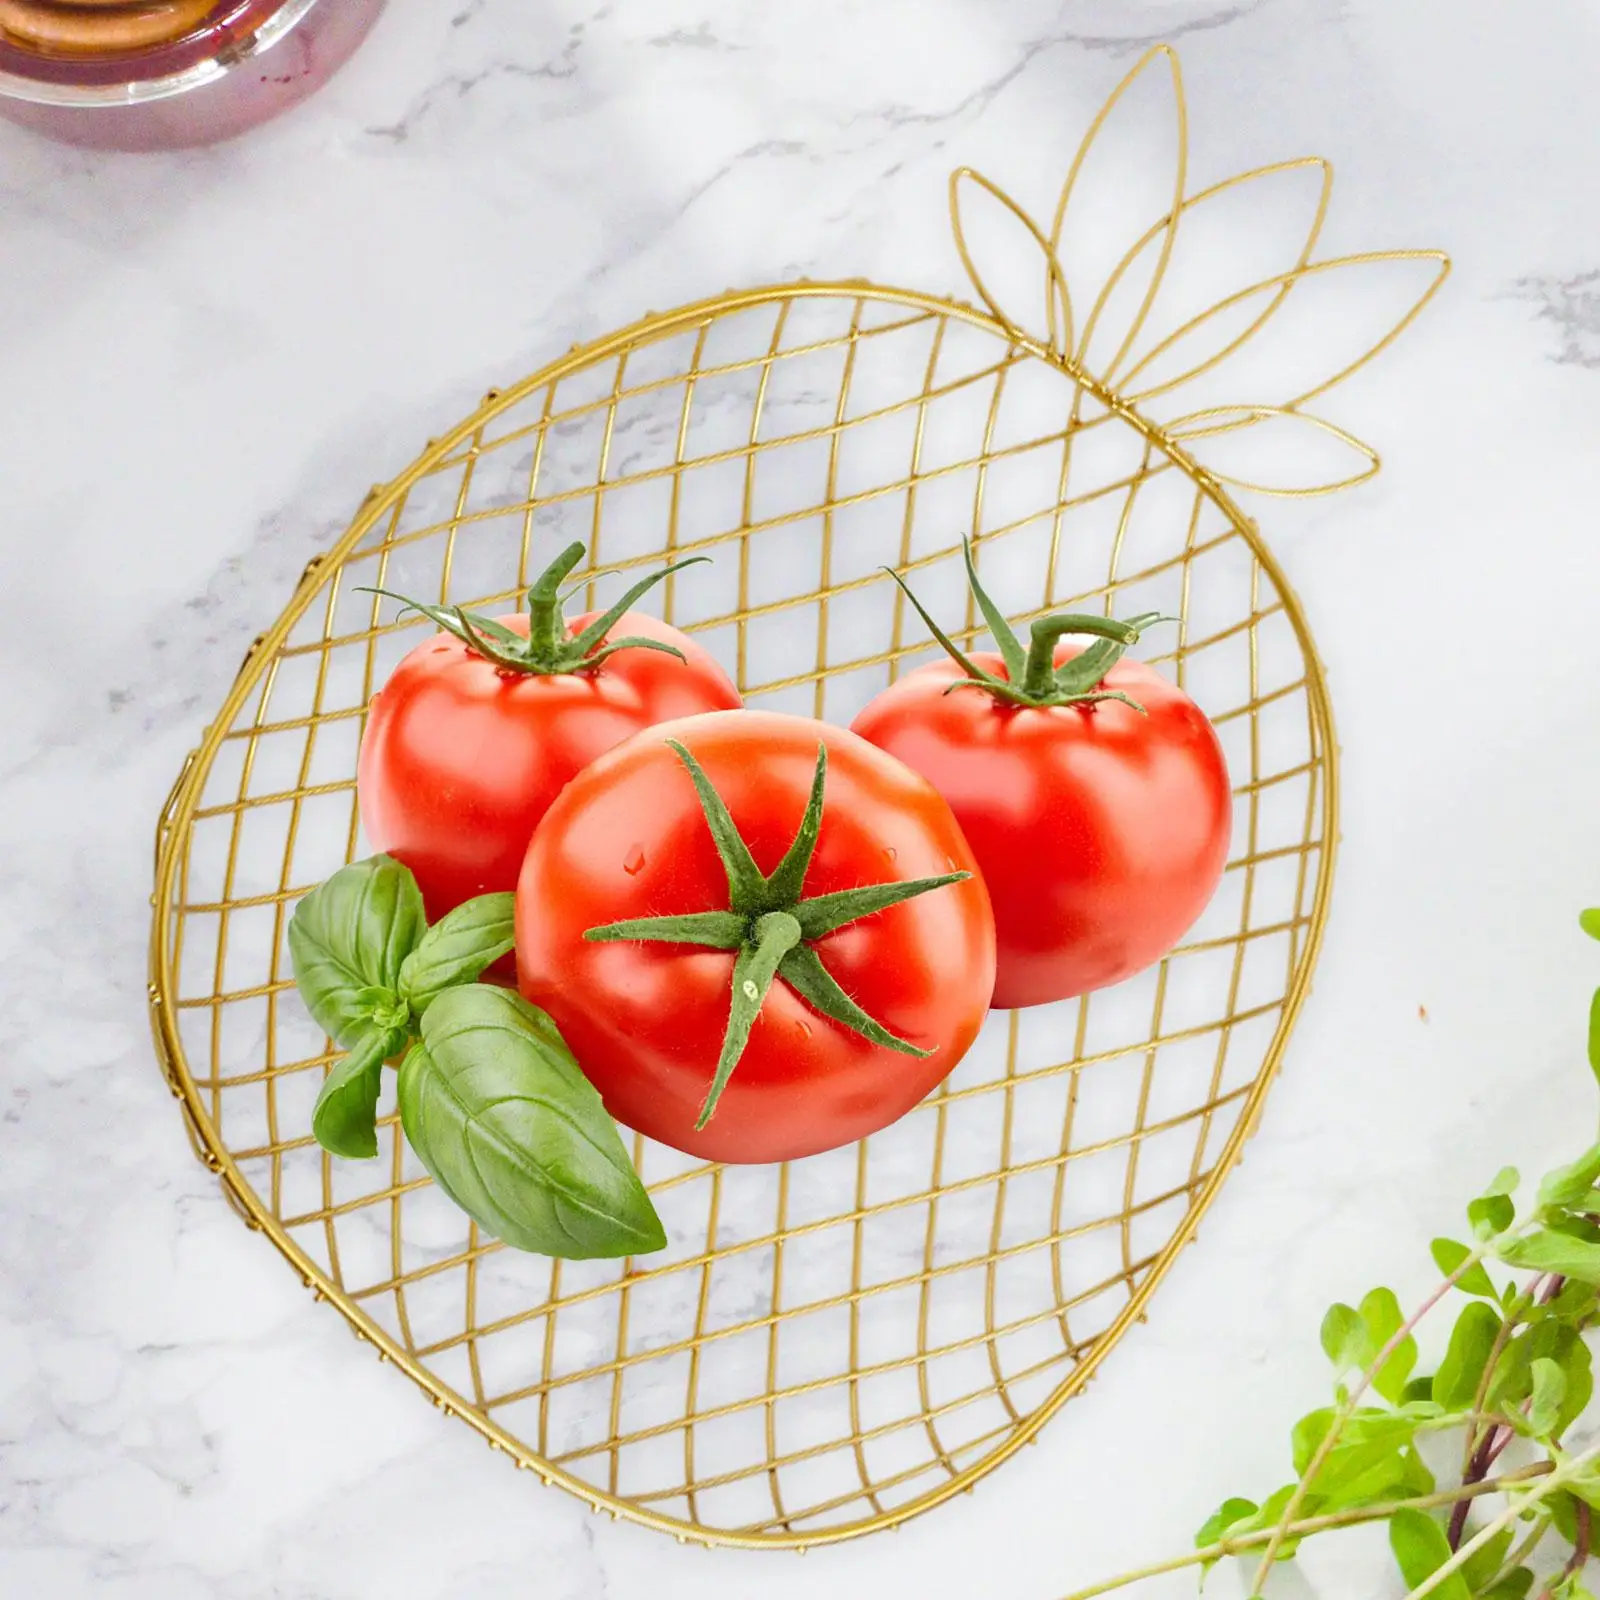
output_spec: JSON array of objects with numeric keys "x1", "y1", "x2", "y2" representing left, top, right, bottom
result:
[{"x1": 147, "y1": 45, "x2": 1448, "y2": 1550}]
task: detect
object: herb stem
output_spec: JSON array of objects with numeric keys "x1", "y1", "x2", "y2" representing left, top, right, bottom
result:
[
  {"x1": 1250, "y1": 1236, "x2": 1506, "y2": 1588},
  {"x1": 1053, "y1": 1466, "x2": 1552, "y2": 1600}
]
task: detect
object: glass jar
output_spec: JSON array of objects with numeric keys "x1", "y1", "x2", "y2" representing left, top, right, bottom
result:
[{"x1": 0, "y1": 0, "x2": 387, "y2": 150}]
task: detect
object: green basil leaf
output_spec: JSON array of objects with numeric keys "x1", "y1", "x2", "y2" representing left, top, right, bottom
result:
[
  {"x1": 398, "y1": 984, "x2": 666, "y2": 1259},
  {"x1": 1498, "y1": 1227, "x2": 1600, "y2": 1283},
  {"x1": 1527, "y1": 1355, "x2": 1566, "y2": 1437},
  {"x1": 1539, "y1": 1143, "x2": 1600, "y2": 1210},
  {"x1": 1431, "y1": 1237, "x2": 1498, "y2": 1298},
  {"x1": 398, "y1": 892, "x2": 517, "y2": 1014},
  {"x1": 1469, "y1": 1192, "x2": 1517, "y2": 1241},
  {"x1": 1320, "y1": 1303, "x2": 1369, "y2": 1374},
  {"x1": 1580, "y1": 908, "x2": 1600, "y2": 942},
  {"x1": 1432, "y1": 1301, "x2": 1501, "y2": 1409},
  {"x1": 288, "y1": 855, "x2": 427, "y2": 1047},
  {"x1": 1389, "y1": 1509, "x2": 1471, "y2": 1600},
  {"x1": 311, "y1": 1028, "x2": 403, "y2": 1159},
  {"x1": 1460, "y1": 1527, "x2": 1514, "y2": 1592},
  {"x1": 1360, "y1": 1287, "x2": 1416, "y2": 1402}
]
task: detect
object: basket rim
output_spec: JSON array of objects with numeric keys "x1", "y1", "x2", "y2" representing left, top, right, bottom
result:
[{"x1": 146, "y1": 276, "x2": 1339, "y2": 1551}]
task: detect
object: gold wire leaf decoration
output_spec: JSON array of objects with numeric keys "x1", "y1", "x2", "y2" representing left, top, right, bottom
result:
[
  {"x1": 950, "y1": 43, "x2": 1450, "y2": 495},
  {"x1": 147, "y1": 43, "x2": 1446, "y2": 1550}
]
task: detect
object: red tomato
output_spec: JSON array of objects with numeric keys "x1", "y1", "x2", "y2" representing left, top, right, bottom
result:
[
  {"x1": 515, "y1": 710, "x2": 996, "y2": 1164},
  {"x1": 852, "y1": 643, "x2": 1231, "y2": 1009},
  {"x1": 358, "y1": 549, "x2": 741, "y2": 923}
]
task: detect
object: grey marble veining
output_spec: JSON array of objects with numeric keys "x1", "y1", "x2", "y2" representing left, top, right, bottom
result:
[{"x1": 5, "y1": 2, "x2": 1600, "y2": 1596}]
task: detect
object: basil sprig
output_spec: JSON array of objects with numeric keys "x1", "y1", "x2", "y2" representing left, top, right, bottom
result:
[{"x1": 287, "y1": 855, "x2": 664, "y2": 1259}]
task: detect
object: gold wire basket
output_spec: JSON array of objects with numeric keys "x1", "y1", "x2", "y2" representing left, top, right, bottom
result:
[{"x1": 146, "y1": 47, "x2": 1447, "y2": 1551}]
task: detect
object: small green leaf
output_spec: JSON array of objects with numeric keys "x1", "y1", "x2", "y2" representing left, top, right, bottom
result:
[
  {"x1": 1361, "y1": 1287, "x2": 1417, "y2": 1402},
  {"x1": 1431, "y1": 1237, "x2": 1498, "y2": 1298},
  {"x1": 1195, "y1": 1494, "x2": 1257, "y2": 1545},
  {"x1": 1559, "y1": 1327, "x2": 1594, "y2": 1433},
  {"x1": 1483, "y1": 1166, "x2": 1521, "y2": 1197},
  {"x1": 1487, "y1": 1327, "x2": 1534, "y2": 1412},
  {"x1": 1470, "y1": 1193, "x2": 1517, "y2": 1241},
  {"x1": 1320, "y1": 1303, "x2": 1370, "y2": 1374},
  {"x1": 1432, "y1": 1301, "x2": 1502, "y2": 1409},
  {"x1": 1398, "y1": 1396, "x2": 1445, "y2": 1419},
  {"x1": 311, "y1": 1028, "x2": 403, "y2": 1159},
  {"x1": 1527, "y1": 1355, "x2": 1567, "y2": 1436},
  {"x1": 397, "y1": 892, "x2": 518, "y2": 1014},
  {"x1": 1589, "y1": 988, "x2": 1600, "y2": 1085},
  {"x1": 1291, "y1": 1406, "x2": 1335, "y2": 1474},
  {"x1": 1565, "y1": 1469, "x2": 1600, "y2": 1511},
  {"x1": 289, "y1": 854, "x2": 428, "y2": 1048},
  {"x1": 1389, "y1": 1508, "x2": 1472, "y2": 1600},
  {"x1": 397, "y1": 984, "x2": 666, "y2": 1259},
  {"x1": 1250, "y1": 1485, "x2": 1308, "y2": 1561},
  {"x1": 1498, "y1": 1227, "x2": 1600, "y2": 1283},
  {"x1": 1289, "y1": 1408, "x2": 1424, "y2": 1511},
  {"x1": 1539, "y1": 1143, "x2": 1600, "y2": 1210},
  {"x1": 1550, "y1": 1488, "x2": 1581, "y2": 1540},
  {"x1": 1520, "y1": 1320, "x2": 1594, "y2": 1436},
  {"x1": 1484, "y1": 1568, "x2": 1534, "y2": 1600},
  {"x1": 1195, "y1": 1495, "x2": 1257, "y2": 1568},
  {"x1": 1319, "y1": 1438, "x2": 1426, "y2": 1511},
  {"x1": 1580, "y1": 908, "x2": 1600, "y2": 941},
  {"x1": 1460, "y1": 1526, "x2": 1513, "y2": 1591}
]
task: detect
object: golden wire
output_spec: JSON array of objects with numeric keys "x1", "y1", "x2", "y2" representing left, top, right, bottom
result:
[{"x1": 145, "y1": 42, "x2": 1444, "y2": 1550}]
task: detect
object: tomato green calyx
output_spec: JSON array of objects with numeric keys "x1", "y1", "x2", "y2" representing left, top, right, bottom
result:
[
  {"x1": 360, "y1": 541, "x2": 711, "y2": 677},
  {"x1": 584, "y1": 739, "x2": 971, "y2": 1129},
  {"x1": 884, "y1": 536, "x2": 1173, "y2": 712}
]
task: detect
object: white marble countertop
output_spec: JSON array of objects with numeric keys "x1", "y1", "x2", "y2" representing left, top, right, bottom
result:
[{"x1": 6, "y1": 2, "x2": 1600, "y2": 1596}]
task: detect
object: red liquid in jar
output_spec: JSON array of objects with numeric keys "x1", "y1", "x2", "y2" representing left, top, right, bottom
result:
[{"x1": 0, "y1": 0, "x2": 387, "y2": 149}]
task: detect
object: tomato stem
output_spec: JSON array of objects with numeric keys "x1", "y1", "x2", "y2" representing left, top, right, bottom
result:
[
  {"x1": 358, "y1": 543, "x2": 712, "y2": 677},
  {"x1": 525, "y1": 540, "x2": 586, "y2": 658},
  {"x1": 886, "y1": 535, "x2": 1173, "y2": 711},
  {"x1": 697, "y1": 911, "x2": 803, "y2": 1128},
  {"x1": 583, "y1": 740, "x2": 970, "y2": 1127}
]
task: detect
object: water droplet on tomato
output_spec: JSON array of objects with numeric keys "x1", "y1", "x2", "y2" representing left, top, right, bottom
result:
[
  {"x1": 884, "y1": 846, "x2": 898, "y2": 863},
  {"x1": 623, "y1": 845, "x2": 646, "y2": 876},
  {"x1": 795, "y1": 1019, "x2": 814, "y2": 1040}
]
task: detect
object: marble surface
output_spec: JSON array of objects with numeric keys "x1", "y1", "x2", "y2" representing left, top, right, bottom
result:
[{"x1": 6, "y1": 1, "x2": 1600, "y2": 1596}]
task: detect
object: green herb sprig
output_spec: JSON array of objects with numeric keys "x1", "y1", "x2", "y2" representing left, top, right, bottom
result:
[
  {"x1": 1057, "y1": 910, "x2": 1600, "y2": 1600},
  {"x1": 288, "y1": 854, "x2": 665, "y2": 1260}
]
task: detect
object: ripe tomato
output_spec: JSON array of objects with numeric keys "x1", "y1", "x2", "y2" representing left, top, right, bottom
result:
[
  {"x1": 514, "y1": 710, "x2": 996, "y2": 1164},
  {"x1": 358, "y1": 543, "x2": 741, "y2": 923},
  {"x1": 851, "y1": 543, "x2": 1231, "y2": 1009}
]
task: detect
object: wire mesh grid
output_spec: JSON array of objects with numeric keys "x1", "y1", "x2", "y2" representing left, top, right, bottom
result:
[
  {"x1": 148, "y1": 280, "x2": 1330, "y2": 1545},
  {"x1": 146, "y1": 45, "x2": 1448, "y2": 1549}
]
